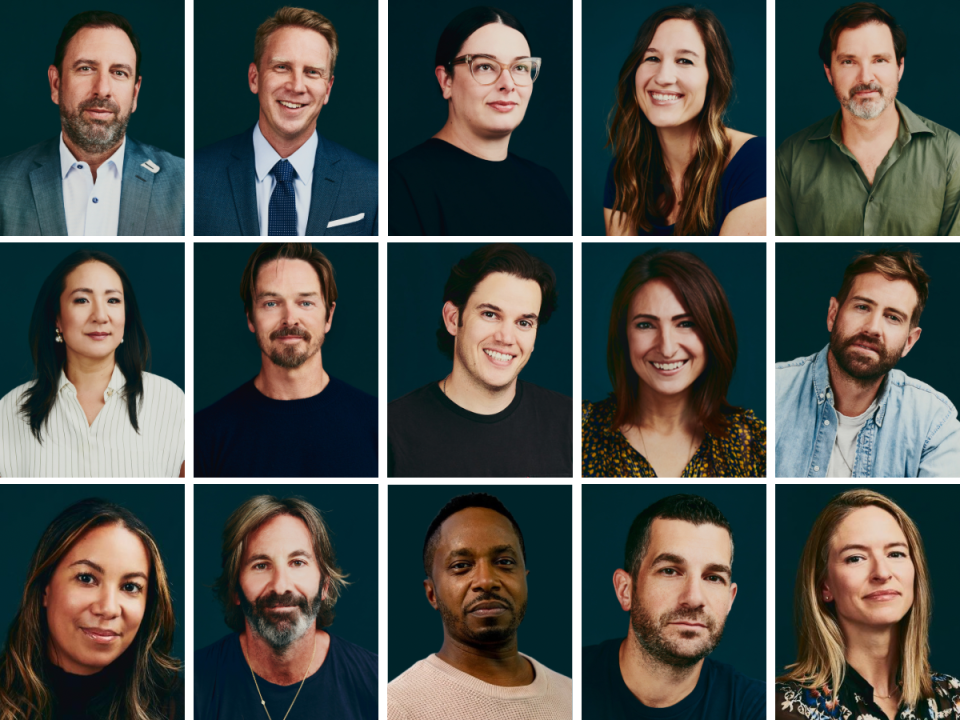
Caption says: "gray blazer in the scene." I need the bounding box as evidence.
[0,136,185,236]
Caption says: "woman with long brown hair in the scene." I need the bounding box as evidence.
[604,6,765,236]
[0,498,181,720]
[582,249,765,477]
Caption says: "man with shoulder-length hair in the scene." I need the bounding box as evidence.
[776,2,960,236]
[0,11,184,235]
[195,7,377,236]
[194,242,377,477]
[582,494,764,719]
[195,495,377,720]
[388,243,572,477]
[776,249,960,476]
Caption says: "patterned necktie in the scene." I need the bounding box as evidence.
[268,158,297,236]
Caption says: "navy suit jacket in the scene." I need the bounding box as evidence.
[0,136,184,236]
[194,127,378,236]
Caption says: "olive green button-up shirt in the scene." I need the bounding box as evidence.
[776,100,960,235]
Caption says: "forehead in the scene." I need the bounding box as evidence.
[243,514,314,559]
[262,25,331,66]
[255,258,322,293]
[466,272,542,314]
[60,523,150,573]
[830,505,906,552]
[629,278,686,316]
[842,272,918,314]
[435,507,520,555]
[63,260,123,290]
[459,23,531,58]
[649,19,706,54]
[63,26,136,66]
[644,517,732,566]
[833,21,896,57]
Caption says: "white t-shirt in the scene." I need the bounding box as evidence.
[826,399,879,477]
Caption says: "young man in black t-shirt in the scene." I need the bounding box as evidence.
[388,243,572,477]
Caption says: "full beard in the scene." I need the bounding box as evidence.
[630,600,724,668]
[436,592,527,645]
[239,589,323,651]
[837,81,896,121]
[829,328,905,384]
[59,92,131,154]
[259,327,323,369]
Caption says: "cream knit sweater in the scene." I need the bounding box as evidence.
[388,652,573,720]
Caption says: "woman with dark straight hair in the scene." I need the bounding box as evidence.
[0,250,184,478]
[604,5,765,236]
[582,250,764,477]
[0,498,182,719]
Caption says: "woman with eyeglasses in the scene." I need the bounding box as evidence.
[604,5,766,236]
[388,5,572,236]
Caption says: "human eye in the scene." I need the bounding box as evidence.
[76,572,96,585]
[679,320,696,328]
[706,574,727,584]
[843,554,865,564]
[677,58,693,65]
[496,557,517,566]
[659,567,679,576]
[73,297,89,304]
[512,62,530,74]
[450,561,471,572]
[642,55,660,63]
[517,319,535,329]
[122,581,144,594]
[634,321,652,329]
[481,311,498,319]
[108,297,122,304]
[887,314,902,324]
[291,559,308,567]
[889,550,908,558]
[252,562,269,571]
[264,301,277,308]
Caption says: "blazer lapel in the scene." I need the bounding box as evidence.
[118,138,155,236]
[28,140,68,236]
[228,129,260,236]
[305,134,343,236]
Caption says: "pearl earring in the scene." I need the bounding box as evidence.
[55,328,63,343]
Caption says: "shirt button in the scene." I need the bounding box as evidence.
[813,465,820,471]
[77,164,83,169]
[824,420,830,426]
[92,198,99,204]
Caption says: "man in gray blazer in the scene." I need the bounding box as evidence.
[0,11,184,236]
[194,7,377,236]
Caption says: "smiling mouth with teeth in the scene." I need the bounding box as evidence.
[279,101,306,109]
[651,360,687,371]
[484,349,515,363]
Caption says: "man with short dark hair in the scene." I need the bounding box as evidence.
[776,249,960,477]
[387,243,572,477]
[195,495,377,719]
[582,495,763,720]
[0,11,184,235]
[776,2,960,235]
[194,243,377,477]
[388,493,572,720]
[194,7,377,236]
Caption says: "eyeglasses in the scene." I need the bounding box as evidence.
[448,54,542,86]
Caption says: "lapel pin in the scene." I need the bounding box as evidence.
[141,159,160,174]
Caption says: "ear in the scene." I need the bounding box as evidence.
[130,75,142,114]
[43,585,50,607]
[897,56,905,82]
[323,75,334,106]
[827,297,839,333]
[442,301,460,338]
[436,65,454,100]
[233,590,240,606]
[612,568,632,612]
[423,577,439,610]
[320,577,330,602]
[49,65,61,106]
[324,301,336,333]
[823,63,834,87]
[728,581,738,612]
[821,581,833,603]
[900,325,921,358]
[249,62,260,95]
[247,312,256,334]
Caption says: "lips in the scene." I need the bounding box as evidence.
[278,100,307,110]
[86,332,110,340]
[488,101,517,112]
[864,589,901,600]
[649,91,684,105]
[82,627,120,643]
[484,348,515,364]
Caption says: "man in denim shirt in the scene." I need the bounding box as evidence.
[776,250,960,477]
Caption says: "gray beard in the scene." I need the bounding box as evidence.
[239,591,322,651]
[837,82,896,121]
[59,92,131,155]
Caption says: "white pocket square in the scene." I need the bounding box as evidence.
[327,213,364,228]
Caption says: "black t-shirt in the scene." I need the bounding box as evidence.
[194,377,377,477]
[46,660,183,720]
[195,633,377,720]
[388,379,572,477]
[582,639,765,720]
[388,138,572,236]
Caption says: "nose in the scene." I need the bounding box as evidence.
[657,325,679,357]
[857,62,876,85]
[91,298,109,323]
[862,309,883,336]
[493,321,516,345]
[653,61,677,87]
[289,69,308,94]
[497,65,518,92]
[677,575,706,608]
[92,585,120,619]
[471,559,501,592]
[270,564,296,595]
[872,556,893,582]
[93,69,112,98]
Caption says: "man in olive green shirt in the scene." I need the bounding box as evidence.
[776,3,960,236]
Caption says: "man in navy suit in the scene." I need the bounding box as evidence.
[195,8,377,236]
[0,11,184,236]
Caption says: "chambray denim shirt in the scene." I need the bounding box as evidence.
[776,345,960,477]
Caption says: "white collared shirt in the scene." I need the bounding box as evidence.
[59,133,125,236]
[0,364,184,478]
[253,122,317,236]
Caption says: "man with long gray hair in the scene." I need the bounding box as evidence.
[195,495,377,719]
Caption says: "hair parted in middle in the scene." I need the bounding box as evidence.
[607,5,734,235]
[240,243,338,320]
[818,2,907,67]
[778,489,932,709]
[436,243,558,360]
[254,6,339,74]
[434,6,531,79]
[607,249,740,438]
[213,496,348,631]
[835,249,929,328]
[623,494,733,578]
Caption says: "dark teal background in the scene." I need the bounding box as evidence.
[1,0,185,159]
[582,242,766,422]
[387,485,572,681]
[582,484,765,681]
[0,484,185,664]
[775,1,960,147]
[0,243,185,396]
[775,242,960,406]
[387,242,572,402]
[388,0,573,202]
[193,242,377,413]
[582,0,767,236]
[776,484,960,676]
[194,0,377,162]
[193,484,378,654]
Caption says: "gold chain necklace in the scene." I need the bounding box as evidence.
[247,636,317,720]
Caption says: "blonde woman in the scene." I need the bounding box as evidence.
[777,490,957,720]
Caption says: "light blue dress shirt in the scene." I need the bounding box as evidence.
[775,345,960,478]
[253,123,317,236]
[59,133,125,236]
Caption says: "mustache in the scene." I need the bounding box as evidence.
[78,97,122,114]
[841,333,883,353]
[849,83,883,99]
[662,607,715,628]
[270,326,311,340]
[255,590,310,611]
[464,592,514,614]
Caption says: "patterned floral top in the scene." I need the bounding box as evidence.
[776,666,960,720]
[581,395,766,478]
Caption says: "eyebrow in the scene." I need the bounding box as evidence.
[849,295,908,319]
[837,542,908,554]
[256,291,321,299]
[476,302,539,321]
[836,52,894,61]
[632,312,692,321]
[645,47,701,58]
[247,549,314,563]
[446,544,517,560]
[270,57,328,70]
[70,288,122,295]
[72,59,134,73]
[68,559,148,581]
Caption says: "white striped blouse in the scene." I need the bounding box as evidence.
[0,364,184,478]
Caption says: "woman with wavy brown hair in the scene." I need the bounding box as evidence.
[604,5,765,236]
[0,499,181,720]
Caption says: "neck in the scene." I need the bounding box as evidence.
[840,102,900,146]
[441,365,517,415]
[63,353,116,392]
[434,119,511,162]
[259,116,315,159]
[843,623,901,697]
[826,350,884,416]
[632,386,697,433]
[255,352,328,400]
[61,129,123,180]
[436,631,533,687]
[240,627,324,686]
[656,123,699,186]
[619,634,703,707]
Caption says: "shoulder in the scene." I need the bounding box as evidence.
[583,395,616,429]
[705,657,764,691]
[582,637,620,669]
[931,672,960,695]
[195,633,237,669]
[776,115,835,170]
[776,352,820,374]
[724,407,767,438]
[387,657,433,695]
[525,654,573,689]
[327,376,377,405]
[0,380,34,411]
[519,381,572,410]
[195,129,249,161]
[508,151,566,187]
[886,369,958,416]
[329,633,378,676]
[141,372,185,399]
[775,679,814,717]
[195,380,256,422]
[389,140,442,171]
[0,138,57,175]
[727,134,765,168]
[902,106,960,162]
[320,134,377,176]
[128,137,184,172]
[388,382,438,414]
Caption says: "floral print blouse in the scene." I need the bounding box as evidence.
[581,395,766,478]
[777,666,960,720]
